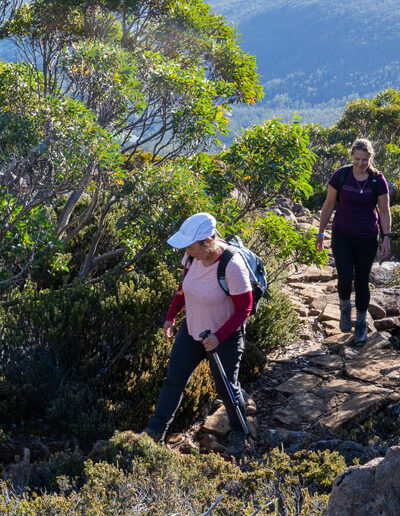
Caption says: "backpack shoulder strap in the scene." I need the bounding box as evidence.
[336,165,351,202]
[371,175,379,205]
[182,255,194,281]
[217,246,239,295]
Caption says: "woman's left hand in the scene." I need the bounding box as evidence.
[201,333,219,352]
[380,237,391,260]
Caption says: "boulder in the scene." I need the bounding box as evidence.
[370,287,400,316]
[202,405,230,436]
[369,262,400,287]
[277,206,298,223]
[327,446,400,516]
[368,302,387,320]
[374,317,400,331]
[202,405,258,438]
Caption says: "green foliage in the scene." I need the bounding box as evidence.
[292,450,346,491]
[342,406,400,450]
[389,204,400,258]
[62,40,145,127]
[5,0,263,156]
[244,289,300,371]
[303,122,350,195]
[221,119,315,212]
[253,212,328,276]
[0,267,216,448]
[336,89,400,181]
[0,433,344,514]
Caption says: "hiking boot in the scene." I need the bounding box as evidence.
[354,322,368,346]
[339,300,352,332]
[141,426,165,444]
[225,430,247,458]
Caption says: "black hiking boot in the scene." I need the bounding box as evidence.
[354,321,368,346]
[339,306,352,332]
[225,430,247,458]
[339,299,352,332]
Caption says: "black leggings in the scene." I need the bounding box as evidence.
[331,228,378,312]
[147,318,246,434]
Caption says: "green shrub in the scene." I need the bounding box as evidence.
[0,433,344,514]
[390,204,400,257]
[0,266,215,449]
[303,184,328,212]
[243,288,300,376]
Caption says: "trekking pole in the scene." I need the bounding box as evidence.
[199,330,255,453]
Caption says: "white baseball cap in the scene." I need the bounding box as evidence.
[167,212,217,248]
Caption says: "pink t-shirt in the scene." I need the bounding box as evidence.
[181,250,251,339]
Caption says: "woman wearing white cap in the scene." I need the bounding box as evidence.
[143,212,253,457]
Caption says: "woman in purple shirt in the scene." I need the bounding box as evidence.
[316,139,391,345]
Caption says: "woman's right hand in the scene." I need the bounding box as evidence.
[163,320,174,339]
[316,234,324,251]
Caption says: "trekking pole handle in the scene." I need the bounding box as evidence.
[199,329,218,355]
[199,329,211,340]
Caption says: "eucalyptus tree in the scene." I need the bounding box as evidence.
[0,0,21,36]
[0,0,263,285]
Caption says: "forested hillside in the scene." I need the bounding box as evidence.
[209,0,400,133]
[2,1,400,134]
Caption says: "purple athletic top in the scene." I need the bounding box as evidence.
[329,166,389,238]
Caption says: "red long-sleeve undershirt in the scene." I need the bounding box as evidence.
[165,259,252,343]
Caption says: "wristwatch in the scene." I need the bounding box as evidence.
[382,233,392,238]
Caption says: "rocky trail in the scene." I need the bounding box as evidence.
[170,207,400,463]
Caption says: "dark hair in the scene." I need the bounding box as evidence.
[198,233,216,246]
[351,138,379,175]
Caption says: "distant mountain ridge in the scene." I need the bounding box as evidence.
[209,0,400,132]
[1,1,400,133]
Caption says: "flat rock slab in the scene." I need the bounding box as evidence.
[318,303,341,322]
[295,286,328,303]
[276,372,322,394]
[288,265,335,283]
[301,366,332,379]
[310,293,339,312]
[320,392,399,435]
[321,378,394,396]
[274,392,328,426]
[310,355,343,370]
[345,350,400,387]
[323,333,354,346]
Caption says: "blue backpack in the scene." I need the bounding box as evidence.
[217,235,267,315]
[184,235,268,315]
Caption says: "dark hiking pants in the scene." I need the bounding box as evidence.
[332,228,379,312]
[147,318,246,434]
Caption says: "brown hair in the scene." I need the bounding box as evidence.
[350,138,379,175]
